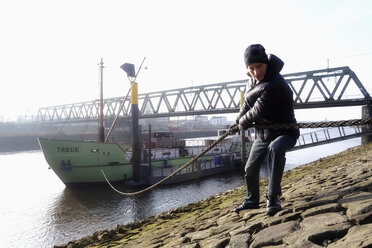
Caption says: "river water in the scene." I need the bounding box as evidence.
[0,138,361,248]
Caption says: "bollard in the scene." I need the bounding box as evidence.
[362,104,372,144]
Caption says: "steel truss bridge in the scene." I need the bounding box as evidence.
[36,66,371,123]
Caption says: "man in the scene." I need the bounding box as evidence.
[234,44,299,216]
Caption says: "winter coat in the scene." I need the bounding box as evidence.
[236,54,300,142]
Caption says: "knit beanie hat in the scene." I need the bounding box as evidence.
[244,44,269,66]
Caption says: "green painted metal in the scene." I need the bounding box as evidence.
[38,138,132,185]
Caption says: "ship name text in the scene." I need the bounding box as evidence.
[57,147,79,152]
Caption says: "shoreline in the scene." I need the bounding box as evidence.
[57,143,372,248]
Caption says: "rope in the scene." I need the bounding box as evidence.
[102,117,372,196]
[229,117,372,133]
[101,128,234,196]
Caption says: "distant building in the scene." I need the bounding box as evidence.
[195,115,208,125]
[210,116,228,126]
[140,117,170,131]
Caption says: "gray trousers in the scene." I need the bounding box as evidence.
[244,135,296,203]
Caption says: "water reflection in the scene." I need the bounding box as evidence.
[50,185,136,243]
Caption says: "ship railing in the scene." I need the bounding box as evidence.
[185,145,229,156]
[141,144,231,162]
[151,154,233,178]
[142,148,181,163]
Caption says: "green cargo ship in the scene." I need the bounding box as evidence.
[38,135,251,186]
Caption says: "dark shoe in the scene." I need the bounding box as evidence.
[234,202,259,213]
[266,195,282,216]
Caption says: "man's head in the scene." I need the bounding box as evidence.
[244,44,268,81]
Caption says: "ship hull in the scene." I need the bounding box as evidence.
[38,137,249,186]
[38,138,132,185]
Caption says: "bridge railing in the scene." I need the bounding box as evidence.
[292,126,366,151]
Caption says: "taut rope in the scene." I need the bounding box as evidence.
[102,117,372,196]
[247,118,372,130]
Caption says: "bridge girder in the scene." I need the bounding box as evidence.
[36,66,371,123]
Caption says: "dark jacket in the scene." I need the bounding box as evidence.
[237,54,300,142]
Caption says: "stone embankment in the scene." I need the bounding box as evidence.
[58,143,372,248]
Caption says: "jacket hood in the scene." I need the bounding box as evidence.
[267,54,284,75]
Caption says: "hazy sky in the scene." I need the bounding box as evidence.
[1,0,371,121]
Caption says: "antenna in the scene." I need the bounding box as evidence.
[98,58,105,142]
[134,57,146,82]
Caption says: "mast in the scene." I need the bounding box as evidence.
[98,58,105,142]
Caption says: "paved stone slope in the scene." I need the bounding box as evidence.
[58,143,372,248]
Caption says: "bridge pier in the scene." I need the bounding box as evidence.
[362,104,372,144]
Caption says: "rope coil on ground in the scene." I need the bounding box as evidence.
[102,117,372,196]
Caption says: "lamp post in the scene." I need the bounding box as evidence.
[120,62,141,182]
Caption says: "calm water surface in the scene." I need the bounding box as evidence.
[0,138,361,248]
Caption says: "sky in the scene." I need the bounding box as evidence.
[0,0,371,122]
